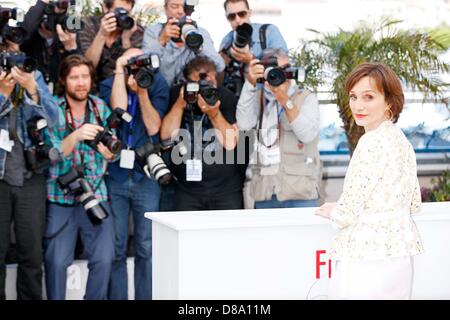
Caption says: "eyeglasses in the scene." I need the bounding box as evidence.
[226,10,248,21]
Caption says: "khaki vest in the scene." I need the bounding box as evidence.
[243,89,322,208]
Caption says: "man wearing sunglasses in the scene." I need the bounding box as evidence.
[219,0,288,96]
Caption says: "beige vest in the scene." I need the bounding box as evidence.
[243,89,322,208]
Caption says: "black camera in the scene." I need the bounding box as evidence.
[125,53,160,88]
[0,6,27,45]
[114,7,134,30]
[26,116,62,173]
[258,56,306,87]
[0,51,37,73]
[85,109,130,155]
[233,23,253,49]
[135,141,172,186]
[43,0,84,33]
[184,74,220,107]
[57,168,108,225]
[223,62,244,97]
[171,16,203,51]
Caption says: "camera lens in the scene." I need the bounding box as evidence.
[181,24,203,51]
[200,87,220,106]
[265,67,286,87]
[147,154,172,186]
[79,191,108,225]
[22,57,37,73]
[233,23,253,48]
[135,68,154,88]
[100,132,122,154]
[3,26,26,45]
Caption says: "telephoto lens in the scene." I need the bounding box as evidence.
[233,23,253,48]
[135,141,172,186]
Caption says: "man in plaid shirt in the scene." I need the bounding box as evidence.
[44,55,116,300]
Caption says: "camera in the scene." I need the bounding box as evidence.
[114,7,134,30]
[258,56,306,87]
[233,23,253,49]
[184,74,220,108]
[0,51,37,73]
[43,0,84,33]
[125,53,160,88]
[57,168,108,225]
[223,62,244,97]
[0,7,27,45]
[85,109,131,155]
[171,16,203,51]
[135,141,172,186]
[25,116,62,173]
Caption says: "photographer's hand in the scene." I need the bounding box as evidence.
[10,67,39,103]
[75,123,104,142]
[99,12,117,38]
[198,94,220,119]
[230,45,253,64]
[97,142,115,161]
[56,25,77,51]
[159,17,180,46]
[0,71,16,99]
[247,59,264,87]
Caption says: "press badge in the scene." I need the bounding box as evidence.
[258,143,281,166]
[120,149,135,169]
[0,129,14,152]
[186,159,202,181]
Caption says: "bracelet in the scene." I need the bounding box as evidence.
[114,71,125,75]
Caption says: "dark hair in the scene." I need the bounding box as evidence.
[345,62,404,123]
[56,54,95,97]
[183,56,217,79]
[223,0,250,11]
[104,0,135,9]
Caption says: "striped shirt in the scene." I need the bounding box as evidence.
[46,95,112,205]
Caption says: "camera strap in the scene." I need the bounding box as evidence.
[256,88,280,149]
[126,92,138,148]
[259,24,271,51]
[64,96,103,171]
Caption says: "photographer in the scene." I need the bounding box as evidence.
[142,0,224,87]
[44,55,115,300]
[0,40,57,300]
[79,0,143,83]
[98,48,169,300]
[21,0,82,92]
[219,0,288,97]
[237,48,321,209]
[160,56,243,211]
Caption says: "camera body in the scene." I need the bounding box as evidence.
[135,141,172,186]
[26,116,61,173]
[43,0,84,33]
[57,167,108,225]
[0,51,37,73]
[184,75,220,109]
[259,56,306,87]
[85,109,132,155]
[0,6,27,45]
[114,7,134,30]
[171,16,203,51]
[125,53,160,88]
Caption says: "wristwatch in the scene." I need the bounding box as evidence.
[284,99,294,110]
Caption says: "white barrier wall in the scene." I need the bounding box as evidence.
[145,202,450,300]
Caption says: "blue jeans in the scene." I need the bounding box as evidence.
[44,201,115,300]
[255,194,319,209]
[106,176,160,300]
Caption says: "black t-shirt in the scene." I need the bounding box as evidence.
[167,85,244,196]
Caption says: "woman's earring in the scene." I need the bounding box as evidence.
[386,107,394,121]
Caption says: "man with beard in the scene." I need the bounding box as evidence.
[43,54,116,300]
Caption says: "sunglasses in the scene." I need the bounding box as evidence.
[226,10,248,21]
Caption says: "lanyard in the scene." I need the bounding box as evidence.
[126,93,138,148]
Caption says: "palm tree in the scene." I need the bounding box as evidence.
[291,19,450,154]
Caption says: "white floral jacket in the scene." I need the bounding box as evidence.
[330,121,424,261]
